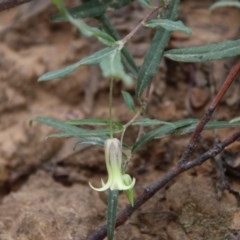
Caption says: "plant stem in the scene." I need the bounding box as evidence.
[120,111,141,149]
[120,6,160,45]
[109,78,114,138]
[179,60,240,164]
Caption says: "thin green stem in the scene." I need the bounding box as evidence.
[120,111,141,150]
[120,6,159,45]
[109,78,114,138]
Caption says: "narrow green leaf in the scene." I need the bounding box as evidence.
[52,0,116,46]
[138,0,153,8]
[132,118,197,152]
[70,18,116,46]
[51,0,61,9]
[132,118,173,126]
[133,118,240,152]
[108,0,132,9]
[74,136,108,148]
[122,91,136,112]
[66,119,123,129]
[144,19,192,35]
[52,0,108,21]
[36,116,121,138]
[47,133,78,138]
[36,116,86,136]
[100,49,133,86]
[136,0,179,98]
[39,47,115,81]
[210,0,240,11]
[172,120,240,136]
[52,0,131,22]
[107,190,119,240]
[164,39,240,62]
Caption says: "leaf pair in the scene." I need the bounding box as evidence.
[36,116,122,147]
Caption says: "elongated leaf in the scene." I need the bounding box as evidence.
[100,48,133,86]
[133,119,240,151]
[52,0,116,46]
[52,0,131,22]
[132,118,173,126]
[36,116,121,138]
[122,91,136,112]
[66,119,123,130]
[69,18,116,46]
[210,1,240,11]
[172,120,240,136]
[107,190,119,240]
[36,116,86,136]
[145,19,192,35]
[110,0,132,9]
[39,47,115,81]
[138,0,153,8]
[136,0,179,98]
[164,39,240,62]
[52,0,108,21]
[74,136,108,148]
[132,118,197,152]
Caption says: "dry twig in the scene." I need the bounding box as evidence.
[0,0,32,11]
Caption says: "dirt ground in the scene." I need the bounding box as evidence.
[0,1,240,239]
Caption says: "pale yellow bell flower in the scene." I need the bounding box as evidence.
[89,138,135,191]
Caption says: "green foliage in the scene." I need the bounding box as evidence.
[138,0,154,9]
[36,116,122,138]
[144,19,192,35]
[39,47,115,81]
[121,91,136,112]
[164,39,240,62]
[37,1,240,239]
[136,0,179,99]
[132,119,240,152]
[66,119,123,129]
[132,118,173,126]
[52,0,132,21]
[100,49,133,86]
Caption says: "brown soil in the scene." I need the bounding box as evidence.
[0,1,240,239]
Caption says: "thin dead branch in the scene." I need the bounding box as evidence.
[0,0,32,11]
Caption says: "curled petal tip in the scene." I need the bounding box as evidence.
[89,181,110,192]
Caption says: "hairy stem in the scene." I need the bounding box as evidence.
[109,78,114,138]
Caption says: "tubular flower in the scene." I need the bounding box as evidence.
[89,138,135,191]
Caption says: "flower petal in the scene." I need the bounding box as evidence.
[89,179,111,192]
